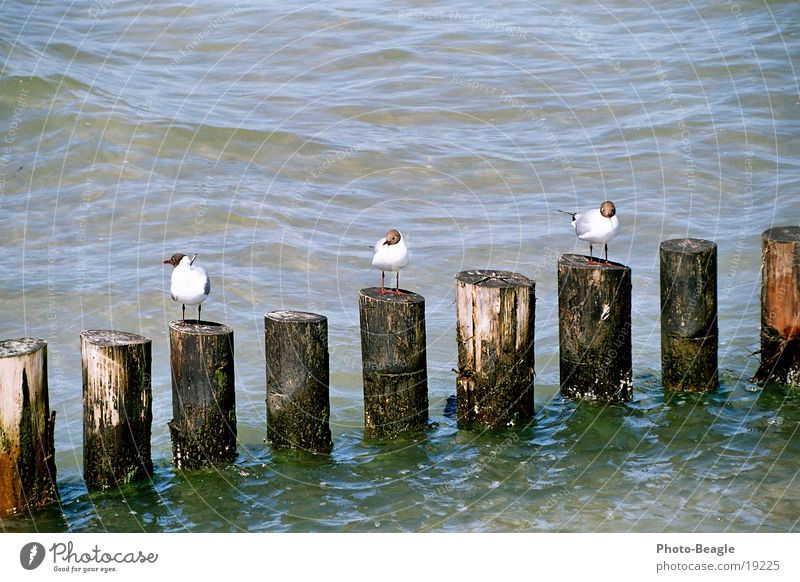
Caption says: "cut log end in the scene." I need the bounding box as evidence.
[455,269,534,289]
[0,338,47,359]
[359,287,425,304]
[266,310,327,324]
[659,238,716,255]
[763,225,800,243]
[80,330,151,347]
[558,253,630,271]
[168,320,233,336]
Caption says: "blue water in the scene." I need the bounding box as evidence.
[1,0,799,532]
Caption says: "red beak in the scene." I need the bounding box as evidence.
[163,259,171,264]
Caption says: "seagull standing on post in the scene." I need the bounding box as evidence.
[372,229,408,295]
[559,201,619,263]
[163,253,210,321]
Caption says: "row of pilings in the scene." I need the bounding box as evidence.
[1,229,798,516]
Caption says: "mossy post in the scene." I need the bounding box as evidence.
[755,226,800,386]
[558,254,632,401]
[455,270,535,428]
[168,320,236,469]
[358,288,428,438]
[660,239,719,392]
[265,311,332,453]
[0,338,58,516]
[81,330,153,490]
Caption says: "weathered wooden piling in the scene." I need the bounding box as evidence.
[755,226,800,386]
[168,320,236,469]
[0,338,58,516]
[455,270,535,428]
[558,254,632,401]
[660,239,719,392]
[81,330,153,490]
[265,311,332,453]
[359,288,428,438]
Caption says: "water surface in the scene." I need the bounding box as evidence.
[1,0,798,532]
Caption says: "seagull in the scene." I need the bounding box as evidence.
[372,229,408,295]
[163,253,210,320]
[559,200,619,263]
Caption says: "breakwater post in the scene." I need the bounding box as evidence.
[660,239,719,392]
[0,338,58,516]
[755,226,800,386]
[265,311,333,453]
[558,254,632,401]
[455,270,535,428]
[358,288,428,438]
[168,320,236,469]
[81,330,153,490]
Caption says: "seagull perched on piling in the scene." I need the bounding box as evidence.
[372,229,408,295]
[163,253,210,320]
[558,201,619,263]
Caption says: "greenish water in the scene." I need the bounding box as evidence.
[1,0,799,532]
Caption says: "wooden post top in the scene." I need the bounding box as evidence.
[455,269,533,288]
[660,238,716,254]
[266,310,326,324]
[558,253,630,271]
[0,338,47,358]
[80,330,151,346]
[359,287,424,304]
[168,320,233,335]
[763,226,800,243]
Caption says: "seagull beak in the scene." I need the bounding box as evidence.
[163,259,171,265]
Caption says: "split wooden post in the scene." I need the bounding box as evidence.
[168,320,236,469]
[755,226,800,386]
[358,288,428,438]
[265,311,333,453]
[558,254,632,402]
[0,338,58,516]
[660,239,719,392]
[455,270,535,428]
[81,330,153,490]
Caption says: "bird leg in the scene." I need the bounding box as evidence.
[587,243,602,266]
[393,271,403,296]
[198,304,201,322]
[379,271,388,294]
[182,304,186,321]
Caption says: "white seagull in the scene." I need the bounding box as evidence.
[372,229,409,295]
[559,200,619,263]
[163,252,210,320]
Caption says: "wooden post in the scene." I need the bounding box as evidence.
[755,226,800,386]
[168,320,236,469]
[0,338,58,516]
[558,254,632,401]
[265,311,332,453]
[660,239,719,392]
[81,330,153,490]
[358,288,428,438]
[455,270,535,428]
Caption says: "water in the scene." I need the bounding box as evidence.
[1,0,799,532]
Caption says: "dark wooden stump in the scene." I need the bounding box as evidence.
[660,239,719,392]
[358,288,428,438]
[265,311,332,453]
[558,254,632,402]
[455,270,535,428]
[81,330,153,490]
[755,226,800,386]
[168,320,236,469]
[0,338,58,516]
